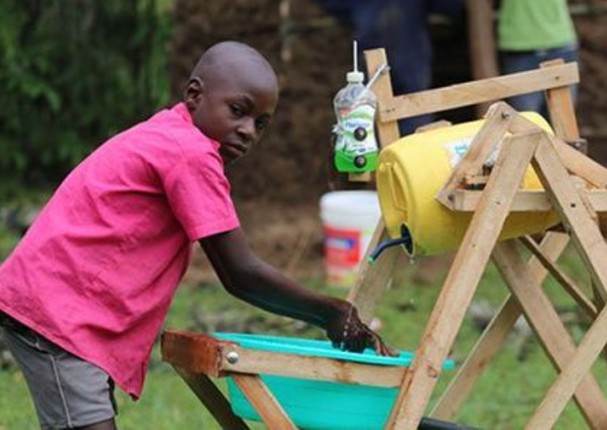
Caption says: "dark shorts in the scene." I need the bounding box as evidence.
[0,312,117,429]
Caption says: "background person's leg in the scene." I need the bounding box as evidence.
[500,50,546,113]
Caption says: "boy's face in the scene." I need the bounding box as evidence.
[185,65,278,165]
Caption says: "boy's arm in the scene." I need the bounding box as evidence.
[198,227,394,355]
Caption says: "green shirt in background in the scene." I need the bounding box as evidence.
[498,0,577,51]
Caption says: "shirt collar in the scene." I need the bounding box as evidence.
[172,102,222,152]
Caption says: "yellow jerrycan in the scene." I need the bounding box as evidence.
[376,112,559,256]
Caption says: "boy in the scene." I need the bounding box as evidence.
[0,41,392,429]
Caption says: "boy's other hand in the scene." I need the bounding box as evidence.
[327,302,398,357]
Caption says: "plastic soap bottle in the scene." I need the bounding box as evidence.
[333,40,379,173]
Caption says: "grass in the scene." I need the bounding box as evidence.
[0,200,605,428]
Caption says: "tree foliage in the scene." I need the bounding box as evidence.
[0,0,171,193]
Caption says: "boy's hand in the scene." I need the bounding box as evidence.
[327,302,398,357]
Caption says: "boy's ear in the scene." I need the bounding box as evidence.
[184,77,204,110]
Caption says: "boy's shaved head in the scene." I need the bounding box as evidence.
[190,41,277,91]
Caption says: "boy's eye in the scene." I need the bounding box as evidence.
[255,118,270,131]
[230,104,245,117]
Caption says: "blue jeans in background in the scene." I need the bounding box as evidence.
[500,44,578,119]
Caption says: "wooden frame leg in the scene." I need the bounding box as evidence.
[493,241,607,428]
[431,232,570,420]
[527,304,607,429]
[533,137,607,301]
[173,366,249,430]
[386,131,541,429]
[232,374,297,430]
[347,218,399,323]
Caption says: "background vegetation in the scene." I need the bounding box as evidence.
[0,0,171,196]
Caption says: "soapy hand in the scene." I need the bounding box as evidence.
[327,302,398,357]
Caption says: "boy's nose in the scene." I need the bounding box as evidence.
[237,117,257,141]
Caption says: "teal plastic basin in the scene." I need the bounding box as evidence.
[214,333,455,430]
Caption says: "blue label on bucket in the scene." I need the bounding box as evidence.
[324,226,360,267]
[326,237,356,250]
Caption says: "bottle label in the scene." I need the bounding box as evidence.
[334,104,377,155]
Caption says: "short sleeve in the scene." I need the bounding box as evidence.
[162,149,239,241]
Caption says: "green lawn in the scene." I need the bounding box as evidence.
[0,242,604,429]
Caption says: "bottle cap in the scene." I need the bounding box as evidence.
[347,71,364,83]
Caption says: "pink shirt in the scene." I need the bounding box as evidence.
[0,103,239,397]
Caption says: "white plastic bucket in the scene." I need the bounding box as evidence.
[320,191,381,288]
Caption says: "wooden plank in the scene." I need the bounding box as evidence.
[552,135,607,188]
[379,63,578,122]
[533,137,607,302]
[542,59,580,140]
[220,344,406,388]
[232,374,297,430]
[465,0,498,117]
[364,48,400,146]
[450,189,607,213]
[161,330,232,376]
[465,0,498,81]
[431,232,569,420]
[520,236,597,317]
[526,304,607,429]
[173,367,249,430]
[493,241,607,428]
[386,131,541,429]
[452,189,551,212]
[508,113,607,188]
[433,294,523,421]
[436,102,513,208]
[347,219,399,323]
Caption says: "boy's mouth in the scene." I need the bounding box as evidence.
[220,142,248,162]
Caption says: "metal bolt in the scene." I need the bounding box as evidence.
[226,351,239,364]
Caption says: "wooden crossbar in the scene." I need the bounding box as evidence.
[379,62,578,122]
[450,189,607,212]
[162,330,408,388]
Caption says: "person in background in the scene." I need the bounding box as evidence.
[497,0,579,117]
[314,0,464,135]
[0,41,393,430]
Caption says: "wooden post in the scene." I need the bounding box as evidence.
[232,374,297,429]
[533,136,607,303]
[387,131,542,428]
[347,218,400,324]
[527,303,607,428]
[173,368,249,430]
[465,0,498,116]
[364,48,400,148]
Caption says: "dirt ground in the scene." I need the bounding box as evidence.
[170,0,607,280]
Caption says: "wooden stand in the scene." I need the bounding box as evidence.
[160,50,607,429]
[346,50,607,429]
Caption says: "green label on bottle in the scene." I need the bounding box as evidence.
[334,104,378,173]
